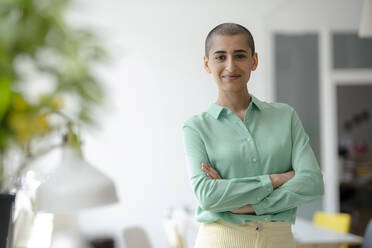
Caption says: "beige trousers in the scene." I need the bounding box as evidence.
[194,219,296,248]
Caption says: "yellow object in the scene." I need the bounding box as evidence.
[313,212,351,248]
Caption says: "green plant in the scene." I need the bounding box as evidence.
[0,0,107,191]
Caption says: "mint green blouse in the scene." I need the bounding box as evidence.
[182,94,324,225]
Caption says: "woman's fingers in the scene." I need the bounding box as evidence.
[201,163,222,179]
[202,163,214,178]
[230,204,255,214]
[284,170,295,182]
[210,168,222,179]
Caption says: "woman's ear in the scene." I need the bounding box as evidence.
[251,52,258,71]
[203,56,211,74]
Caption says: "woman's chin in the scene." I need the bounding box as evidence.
[220,85,247,93]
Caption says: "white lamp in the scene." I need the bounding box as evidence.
[35,145,118,212]
[359,0,372,37]
[34,127,118,248]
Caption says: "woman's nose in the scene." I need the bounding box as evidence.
[225,57,237,71]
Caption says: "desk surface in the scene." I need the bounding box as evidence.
[292,218,364,245]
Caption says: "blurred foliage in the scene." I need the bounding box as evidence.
[0,0,107,191]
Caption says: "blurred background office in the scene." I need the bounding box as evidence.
[0,0,372,247]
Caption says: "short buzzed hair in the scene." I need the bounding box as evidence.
[205,23,255,58]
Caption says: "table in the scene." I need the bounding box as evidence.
[292,218,364,248]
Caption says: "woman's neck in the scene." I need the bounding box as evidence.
[215,90,251,113]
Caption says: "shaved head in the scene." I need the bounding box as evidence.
[205,23,255,58]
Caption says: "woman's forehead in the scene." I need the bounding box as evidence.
[209,34,252,53]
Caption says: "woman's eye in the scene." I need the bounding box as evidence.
[235,54,247,59]
[215,55,225,61]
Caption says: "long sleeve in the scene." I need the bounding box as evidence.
[252,109,324,215]
[182,125,273,213]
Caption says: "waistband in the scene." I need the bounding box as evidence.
[202,219,292,234]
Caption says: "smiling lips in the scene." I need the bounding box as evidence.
[222,74,241,80]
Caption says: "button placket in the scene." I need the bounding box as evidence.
[244,131,262,169]
[241,129,260,168]
[243,109,262,167]
[225,115,261,169]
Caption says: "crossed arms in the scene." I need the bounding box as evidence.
[182,110,324,215]
[201,162,295,214]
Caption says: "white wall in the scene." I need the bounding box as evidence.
[65,0,364,247]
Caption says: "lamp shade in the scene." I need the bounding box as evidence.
[35,146,118,213]
[360,0,372,37]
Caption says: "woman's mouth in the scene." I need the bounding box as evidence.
[222,74,241,80]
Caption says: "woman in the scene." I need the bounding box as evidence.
[182,23,324,248]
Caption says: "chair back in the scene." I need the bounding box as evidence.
[313,211,351,233]
[361,219,372,248]
[313,211,351,248]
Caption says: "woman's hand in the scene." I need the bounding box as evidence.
[201,163,222,179]
[269,170,295,189]
[230,204,255,214]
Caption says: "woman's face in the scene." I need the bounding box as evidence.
[203,34,258,93]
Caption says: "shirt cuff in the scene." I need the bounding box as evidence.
[252,198,266,215]
[260,174,273,196]
[252,175,273,215]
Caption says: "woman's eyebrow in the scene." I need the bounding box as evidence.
[213,49,248,55]
[233,49,248,53]
[213,50,226,54]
